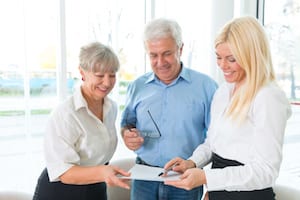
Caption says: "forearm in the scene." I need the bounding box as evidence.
[189,142,212,168]
[60,165,106,185]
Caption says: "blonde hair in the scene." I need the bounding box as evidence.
[215,16,275,122]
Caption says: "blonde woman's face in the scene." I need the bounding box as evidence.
[216,43,246,87]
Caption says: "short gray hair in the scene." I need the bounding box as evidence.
[79,41,120,73]
[143,18,183,48]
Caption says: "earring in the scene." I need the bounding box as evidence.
[82,77,85,81]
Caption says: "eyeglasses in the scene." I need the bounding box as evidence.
[145,110,161,138]
[125,110,161,139]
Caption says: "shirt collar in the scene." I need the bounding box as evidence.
[145,62,191,85]
[73,87,113,117]
[73,87,88,111]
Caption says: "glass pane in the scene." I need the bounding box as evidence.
[264,0,300,102]
[0,0,58,192]
[0,0,223,194]
[65,0,146,111]
[264,0,300,188]
[154,1,212,75]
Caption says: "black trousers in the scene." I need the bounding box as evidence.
[32,168,107,200]
[208,153,275,200]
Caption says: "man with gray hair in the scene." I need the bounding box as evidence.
[121,18,218,200]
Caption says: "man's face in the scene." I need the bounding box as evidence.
[145,37,183,85]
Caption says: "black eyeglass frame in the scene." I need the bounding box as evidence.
[125,110,161,138]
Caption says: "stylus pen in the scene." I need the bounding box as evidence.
[158,162,179,176]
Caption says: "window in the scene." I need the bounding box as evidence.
[264,0,300,186]
[64,0,147,98]
[153,0,213,75]
[264,0,300,103]
[0,0,59,193]
[0,0,214,193]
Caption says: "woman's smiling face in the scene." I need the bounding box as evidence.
[216,42,246,87]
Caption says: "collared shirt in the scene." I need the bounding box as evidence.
[44,87,118,182]
[121,64,218,167]
[189,82,292,191]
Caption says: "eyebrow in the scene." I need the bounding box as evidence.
[149,50,173,56]
[215,52,234,59]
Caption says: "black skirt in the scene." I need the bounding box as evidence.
[208,153,275,200]
[32,168,107,200]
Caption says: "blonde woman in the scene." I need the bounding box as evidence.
[164,16,291,200]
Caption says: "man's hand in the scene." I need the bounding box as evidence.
[122,128,144,150]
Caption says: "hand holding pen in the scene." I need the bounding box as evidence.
[162,157,196,176]
[158,162,179,177]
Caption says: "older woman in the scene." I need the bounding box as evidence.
[33,42,130,200]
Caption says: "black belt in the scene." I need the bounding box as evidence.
[136,157,160,167]
[211,153,244,168]
[209,153,275,200]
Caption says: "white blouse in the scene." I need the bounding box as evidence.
[189,82,292,191]
[44,88,118,182]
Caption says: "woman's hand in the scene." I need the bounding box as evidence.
[164,168,206,191]
[59,164,131,187]
[104,166,131,189]
[163,157,196,174]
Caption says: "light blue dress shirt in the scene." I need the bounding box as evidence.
[121,64,218,167]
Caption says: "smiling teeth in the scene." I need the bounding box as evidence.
[224,72,233,75]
